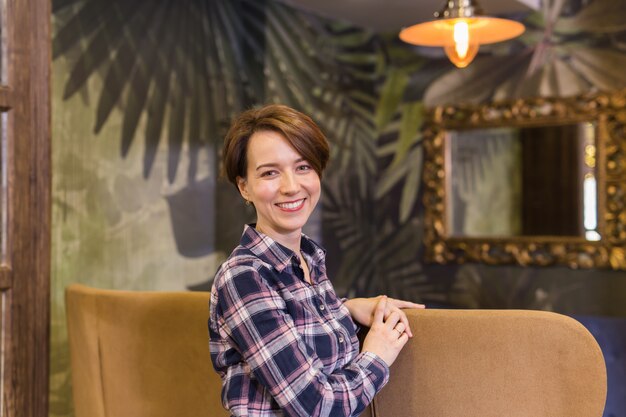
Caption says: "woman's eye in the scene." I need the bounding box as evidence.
[260,170,278,177]
[297,164,312,172]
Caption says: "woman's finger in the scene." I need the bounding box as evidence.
[389,298,425,309]
[384,307,414,337]
[384,310,402,329]
[396,309,413,337]
[383,306,395,321]
[373,296,387,324]
[394,322,406,334]
[397,332,409,345]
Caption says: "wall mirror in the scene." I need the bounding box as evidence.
[422,89,626,269]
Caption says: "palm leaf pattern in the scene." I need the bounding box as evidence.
[52,0,435,300]
[53,0,379,185]
[322,175,433,300]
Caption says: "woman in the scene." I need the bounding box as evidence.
[209,104,424,416]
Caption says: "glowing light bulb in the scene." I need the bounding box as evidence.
[454,21,470,58]
[443,20,479,68]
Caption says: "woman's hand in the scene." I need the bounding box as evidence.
[344,296,424,337]
[361,296,411,367]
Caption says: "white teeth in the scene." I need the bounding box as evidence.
[277,199,304,210]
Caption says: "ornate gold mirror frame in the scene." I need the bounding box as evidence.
[422,89,626,269]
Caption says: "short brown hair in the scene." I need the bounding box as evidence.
[222,104,330,186]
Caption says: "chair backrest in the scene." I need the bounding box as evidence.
[65,284,228,417]
[371,309,607,417]
[66,285,606,417]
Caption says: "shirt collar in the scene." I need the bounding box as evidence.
[240,224,325,273]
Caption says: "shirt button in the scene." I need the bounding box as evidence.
[338,336,345,343]
[319,304,325,311]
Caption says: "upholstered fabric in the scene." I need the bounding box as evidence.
[65,284,228,417]
[66,285,606,417]
[371,309,607,417]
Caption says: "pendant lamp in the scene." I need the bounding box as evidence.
[399,0,525,68]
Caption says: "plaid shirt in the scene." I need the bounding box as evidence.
[209,225,389,417]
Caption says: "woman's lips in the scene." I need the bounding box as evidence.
[276,199,305,212]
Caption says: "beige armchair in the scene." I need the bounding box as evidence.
[66,284,606,417]
[66,284,228,417]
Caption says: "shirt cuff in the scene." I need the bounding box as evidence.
[358,351,390,391]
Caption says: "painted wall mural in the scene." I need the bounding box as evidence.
[51,0,626,416]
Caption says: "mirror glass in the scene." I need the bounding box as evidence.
[446,122,600,241]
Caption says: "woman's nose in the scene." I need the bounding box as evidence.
[280,172,299,194]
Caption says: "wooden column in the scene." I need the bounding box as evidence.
[0,0,51,415]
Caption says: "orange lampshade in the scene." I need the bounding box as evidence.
[399,0,525,68]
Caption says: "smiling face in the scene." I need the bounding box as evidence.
[237,130,321,244]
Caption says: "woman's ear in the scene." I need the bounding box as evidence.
[237,176,249,201]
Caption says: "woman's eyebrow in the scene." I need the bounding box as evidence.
[255,158,305,171]
[255,162,279,171]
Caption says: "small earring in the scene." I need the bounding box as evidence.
[245,199,252,206]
